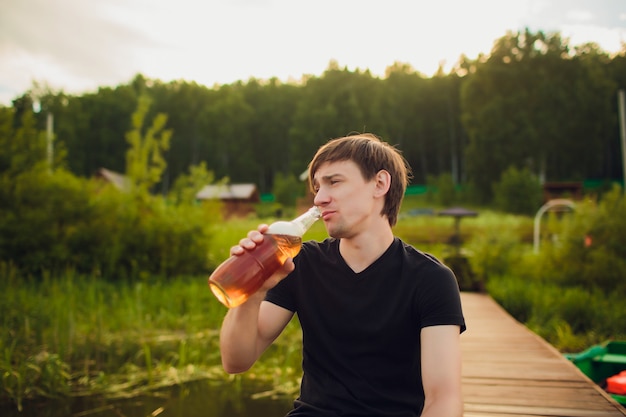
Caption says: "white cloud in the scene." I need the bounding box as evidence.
[566,9,594,22]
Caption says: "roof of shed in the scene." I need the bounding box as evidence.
[196,183,258,200]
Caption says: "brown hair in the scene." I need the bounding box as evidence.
[308,133,412,226]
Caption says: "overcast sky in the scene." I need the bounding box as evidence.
[1,0,625,106]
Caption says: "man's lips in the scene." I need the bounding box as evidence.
[321,210,334,221]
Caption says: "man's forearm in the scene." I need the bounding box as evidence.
[219,292,265,373]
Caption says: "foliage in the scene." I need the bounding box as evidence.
[466,217,524,282]
[1,192,625,407]
[17,29,621,205]
[487,186,626,350]
[488,275,626,351]
[0,168,92,273]
[426,173,458,206]
[460,29,616,202]
[536,186,626,294]
[0,270,226,408]
[125,95,171,193]
[272,172,305,207]
[492,166,543,215]
[0,105,216,279]
[168,161,221,205]
[0,107,47,176]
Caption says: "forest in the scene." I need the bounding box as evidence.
[8,29,626,204]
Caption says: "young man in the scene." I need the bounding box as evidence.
[219,133,466,417]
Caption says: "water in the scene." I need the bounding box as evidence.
[1,380,294,417]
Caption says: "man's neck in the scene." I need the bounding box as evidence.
[338,223,395,273]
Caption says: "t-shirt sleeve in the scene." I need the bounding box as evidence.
[265,269,298,312]
[417,262,466,333]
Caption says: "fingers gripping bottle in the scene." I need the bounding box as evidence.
[208,206,321,308]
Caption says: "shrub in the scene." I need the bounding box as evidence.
[492,166,542,215]
[539,186,626,295]
[426,173,457,206]
[273,172,305,207]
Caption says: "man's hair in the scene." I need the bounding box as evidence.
[308,133,412,227]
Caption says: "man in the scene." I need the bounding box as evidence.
[219,133,466,416]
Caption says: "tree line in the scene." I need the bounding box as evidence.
[9,29,626,204]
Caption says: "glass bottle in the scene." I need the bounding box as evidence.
[208,206,321,308]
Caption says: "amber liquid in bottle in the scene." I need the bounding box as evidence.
[209,233,303,308]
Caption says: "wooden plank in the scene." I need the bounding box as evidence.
[460,292,626,417]
[464,402,622,417]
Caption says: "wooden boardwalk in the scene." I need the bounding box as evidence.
[461,292,626,417]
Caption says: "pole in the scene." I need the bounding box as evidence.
[619,90,626,193]
[46,112,54,174]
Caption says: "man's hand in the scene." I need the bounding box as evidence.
[230,224,295,295]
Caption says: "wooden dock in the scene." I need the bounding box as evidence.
[461,292,626,417]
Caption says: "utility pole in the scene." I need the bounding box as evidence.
[619,90,626,193]
[46,112,54,174]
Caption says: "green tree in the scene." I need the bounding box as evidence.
[149,79,218,193]
[461,29,615,202]
[0,108,47,176]
[492,166,543,215]
[125,96,172,193]
[204,83,256,181]
[427,173,458,206]
[169,161,218,205]
[272,172,304,207]
[290,63,385,174]
[0,108,92,273]
[240,78,300,192]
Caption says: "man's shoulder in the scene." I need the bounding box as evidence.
[395,238,449,271]
[302,237,336,251]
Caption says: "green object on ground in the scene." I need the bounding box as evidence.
[565,340,626,405]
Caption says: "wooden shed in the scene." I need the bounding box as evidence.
[196,183,260,218]
[542,181,583,202]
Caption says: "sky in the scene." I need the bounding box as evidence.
[1,0,625,106]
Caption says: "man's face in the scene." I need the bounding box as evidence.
[312,160,379,239]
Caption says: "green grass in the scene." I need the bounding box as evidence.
[0,263,306,409]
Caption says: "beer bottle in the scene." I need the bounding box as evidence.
[208,206,321,308]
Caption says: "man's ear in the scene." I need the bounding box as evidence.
[374,170,391,197]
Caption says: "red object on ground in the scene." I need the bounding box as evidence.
[606,371,626,395]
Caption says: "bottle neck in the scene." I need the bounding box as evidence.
[292,206,321,234]
[267,206,320,237]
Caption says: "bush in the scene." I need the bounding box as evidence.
[538,186,626,295]
[467,225,522,282]
[273,172,305,207]
[492,166,542,215]
[0,169,92,274]
[426,173,458,206]
[0,169,218,279]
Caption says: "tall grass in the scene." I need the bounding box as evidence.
[0,267,220,408]
[0,260,306,409]
[487,274,626,352]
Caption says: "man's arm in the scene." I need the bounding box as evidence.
[220,296,293,373]
[420,325,464,417]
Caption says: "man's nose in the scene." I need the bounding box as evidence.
[313,188,329,206]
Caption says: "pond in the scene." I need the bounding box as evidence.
[1,379,294,417]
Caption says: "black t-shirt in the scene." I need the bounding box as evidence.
[265,237,466,417]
